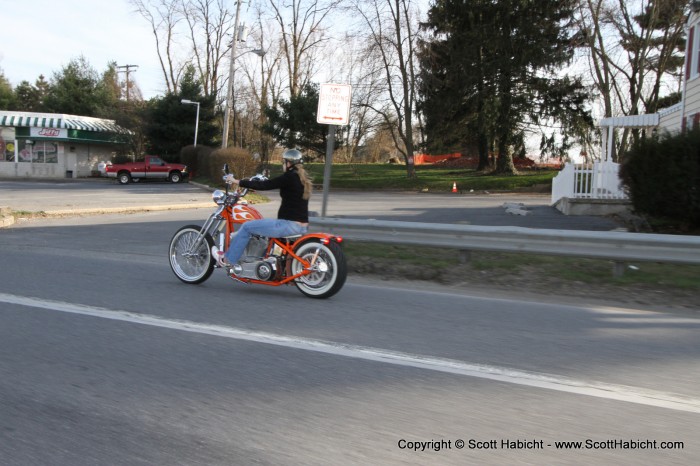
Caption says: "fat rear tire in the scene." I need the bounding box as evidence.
[169,225,215,284]
[291,241,346,299]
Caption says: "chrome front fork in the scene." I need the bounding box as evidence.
[191,212,226,252]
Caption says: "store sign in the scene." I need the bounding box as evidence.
[30,127,67,138]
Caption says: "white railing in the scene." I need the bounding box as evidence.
[551,161,627,205]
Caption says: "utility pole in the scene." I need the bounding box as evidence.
[117,64,139,101]
[222,1,243,148]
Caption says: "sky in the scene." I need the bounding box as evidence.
[0,0,165,99]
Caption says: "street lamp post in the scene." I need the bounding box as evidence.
[222,48,266,149]
[221,2,266,148]
[181,99,200,146]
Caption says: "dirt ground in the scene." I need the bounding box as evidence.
[347,256,699,315]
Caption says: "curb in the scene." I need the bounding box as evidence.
[28,203,214,217]
[0,207,14,228]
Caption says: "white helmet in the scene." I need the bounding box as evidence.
[282,148,303,165]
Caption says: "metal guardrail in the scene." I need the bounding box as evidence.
[310,217,700,266]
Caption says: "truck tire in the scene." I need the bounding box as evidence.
[118,171,131,184]
[169,171,182,183]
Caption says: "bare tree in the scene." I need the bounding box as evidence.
[264,0,340,97]
[574,0,687,159]
[354,0,422,178]
[180,0,236,97]
[234,10,285,163]
[130,0,185,94]
[131,0,242,101]
[322,32,386,162]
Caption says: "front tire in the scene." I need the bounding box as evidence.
[291,241,346,298]
[169,171,182,183]
[169,225,215,284]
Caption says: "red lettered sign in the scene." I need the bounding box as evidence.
[317,83,352,125]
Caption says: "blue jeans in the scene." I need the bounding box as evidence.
[224,219,308,264]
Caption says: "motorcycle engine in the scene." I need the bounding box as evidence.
[232,257,280,281]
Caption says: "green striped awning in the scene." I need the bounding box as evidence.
[0,111,131,134]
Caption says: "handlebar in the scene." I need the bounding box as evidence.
[221,164,268,198]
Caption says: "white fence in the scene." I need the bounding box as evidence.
[551,161,627,205]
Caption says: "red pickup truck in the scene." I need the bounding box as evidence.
[104,155,189,184]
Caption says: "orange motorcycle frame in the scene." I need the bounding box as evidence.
[219,201,340,287]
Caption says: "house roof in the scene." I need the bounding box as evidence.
[0,111,132,134]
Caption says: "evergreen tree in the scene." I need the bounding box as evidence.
[96,62,122,118]
[420,0,591,174]
[14,80,42,111]
[632,0,687,114]
[143,65,217,158]
[418,0,496,170]
[43,56,108,116]
[0,71,17,110]
[13,75,58,112]
[34,75,50,110]
[263,83,341,157]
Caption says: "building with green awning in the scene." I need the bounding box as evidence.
[0,110,132,179]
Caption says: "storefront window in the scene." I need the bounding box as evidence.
[0,128,16,162]
[17,140,58,163]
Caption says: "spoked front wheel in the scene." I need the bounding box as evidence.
[169,225,215,284]
[291,241,347,298]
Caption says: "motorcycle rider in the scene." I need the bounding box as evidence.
[212,148,312,267]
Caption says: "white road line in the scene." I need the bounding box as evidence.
[2,292,700,414]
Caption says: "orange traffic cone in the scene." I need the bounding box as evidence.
[452,182,458,193]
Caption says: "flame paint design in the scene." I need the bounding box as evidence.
[233,206,256,221]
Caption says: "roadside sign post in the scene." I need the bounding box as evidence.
[317,83,352,217]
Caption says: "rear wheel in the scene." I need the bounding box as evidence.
[169,225,215,284]
[291,241,346,298]
[118,171,131,184]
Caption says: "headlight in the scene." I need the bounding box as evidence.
[212,190,226,204]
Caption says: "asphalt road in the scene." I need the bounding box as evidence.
[0,178,621,231]
[0,204,698,464]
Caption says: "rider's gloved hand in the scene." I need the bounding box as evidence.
[223,174,238,185]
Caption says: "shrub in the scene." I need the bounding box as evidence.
[180,145,213,179]
[205,147,260,183]
[619,129,700,230]
[112,154,132,164]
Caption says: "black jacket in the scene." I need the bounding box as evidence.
[239,169,309,222]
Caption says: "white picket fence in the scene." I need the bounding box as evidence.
[551,161,627,205]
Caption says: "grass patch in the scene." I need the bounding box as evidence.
[342,242,700,292]
[10,210,48,218]
[192,176,270,204]
[303,163,556,192]
[200,162,557,193]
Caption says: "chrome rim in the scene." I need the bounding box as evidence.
[292,243,337,295]
[170,229,210,281]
